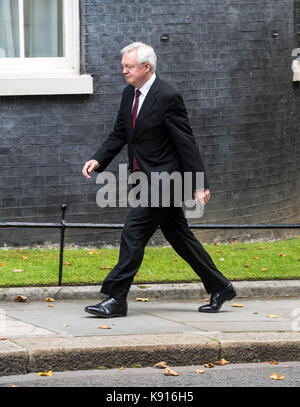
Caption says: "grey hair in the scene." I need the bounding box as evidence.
[121,42,157,72]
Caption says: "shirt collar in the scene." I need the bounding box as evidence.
[136,73,156,96]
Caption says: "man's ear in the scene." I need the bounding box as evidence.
[144,62,151,73]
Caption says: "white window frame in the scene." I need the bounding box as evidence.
[0,0,93,95]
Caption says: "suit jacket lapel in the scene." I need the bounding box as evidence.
[133,76,160,139]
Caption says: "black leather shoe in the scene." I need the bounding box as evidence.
[84,297,127,318]
[198,283,236,313]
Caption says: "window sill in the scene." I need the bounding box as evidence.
[0,74,93,96]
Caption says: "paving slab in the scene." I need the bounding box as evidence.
[0,287,299,377]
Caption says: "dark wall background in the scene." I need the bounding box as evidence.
[1,0,300,247]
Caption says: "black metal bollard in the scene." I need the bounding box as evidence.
[58,204,67,286]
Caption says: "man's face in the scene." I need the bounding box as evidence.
[121,49,151,89]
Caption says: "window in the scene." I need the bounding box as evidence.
[0,0,93,95]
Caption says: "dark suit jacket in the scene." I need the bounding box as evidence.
[91,76,209,203]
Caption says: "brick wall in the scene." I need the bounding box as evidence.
[1,0,300,247]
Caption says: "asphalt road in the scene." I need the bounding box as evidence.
[0,361,299,388]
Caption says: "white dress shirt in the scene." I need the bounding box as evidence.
[133,73,156,116]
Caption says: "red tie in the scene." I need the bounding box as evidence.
[132,89,141,171]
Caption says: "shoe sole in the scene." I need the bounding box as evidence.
[84,308,127,318]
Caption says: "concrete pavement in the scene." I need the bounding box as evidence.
[0,280,299,377]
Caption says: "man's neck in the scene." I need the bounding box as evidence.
[136,72,154,90]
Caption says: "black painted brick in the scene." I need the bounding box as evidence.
[0,0,300,247]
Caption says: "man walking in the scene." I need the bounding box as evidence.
[82,42,236,318]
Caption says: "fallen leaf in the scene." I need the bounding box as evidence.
[0,263,6,266]
[154,361,169,369]
[285,295,291,298]
[269,360,279,365]
[268,296,273,299]
[45,297,55,302]
[48,304,54,308]
[253,256,260,260]
[219,258,224,261]
[253,312,259,315]
[267,314,279,318]
[204,363,214,368]
[63,261,72,266]
[12,269,22,273]
[14,295,27,302]
[204,297,210,302]
[195,369,204,374]
[173,258,178,262]
[232,302,244,307]
[215,358,230,365]
[89,250,97,255]
[257,246,267,250]
[38,370,53,377]
[100,266,112,270]
[216,249,222,253]
[22,256,28,260]
[231,238,238,244]
[278,253,286,257]
[62,323,69,327]
[244,263,250,268]
[0,338,7,340]
[270,373,284,380]
[119,366,125,370]
[164,367,179,376]
[135,297,149,302]
[213,242,218,246]
[9,385,17,387]
[261,268,268,271]
[97,325,111,329]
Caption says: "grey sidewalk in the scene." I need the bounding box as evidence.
[0,280,300,377]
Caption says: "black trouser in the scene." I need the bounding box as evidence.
[100,206,230,302]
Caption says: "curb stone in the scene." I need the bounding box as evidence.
[0,280,299,302]
[1,332,300,376]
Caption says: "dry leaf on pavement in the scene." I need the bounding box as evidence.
[204,363,214,368]
[38,370,53,376]
[269,360,279,365]
[267,314,279,318]
[97,325,111,329]
[232,302,244,307]
[215,358,230,366]
[14,295,27,302]
[195,369,204,374]
[154,361,168,369]
[164,367,179,376]
[270,373,284,380]
[45,297,55,302]
[135,297,149,302]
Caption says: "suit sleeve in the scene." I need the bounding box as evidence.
[91,97,127,173]
[164,93,209,190]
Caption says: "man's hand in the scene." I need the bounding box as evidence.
[82,159,99,179]
[193,189,211,206]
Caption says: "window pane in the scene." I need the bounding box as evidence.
[24,0,64,57]
[0,0,20,58]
